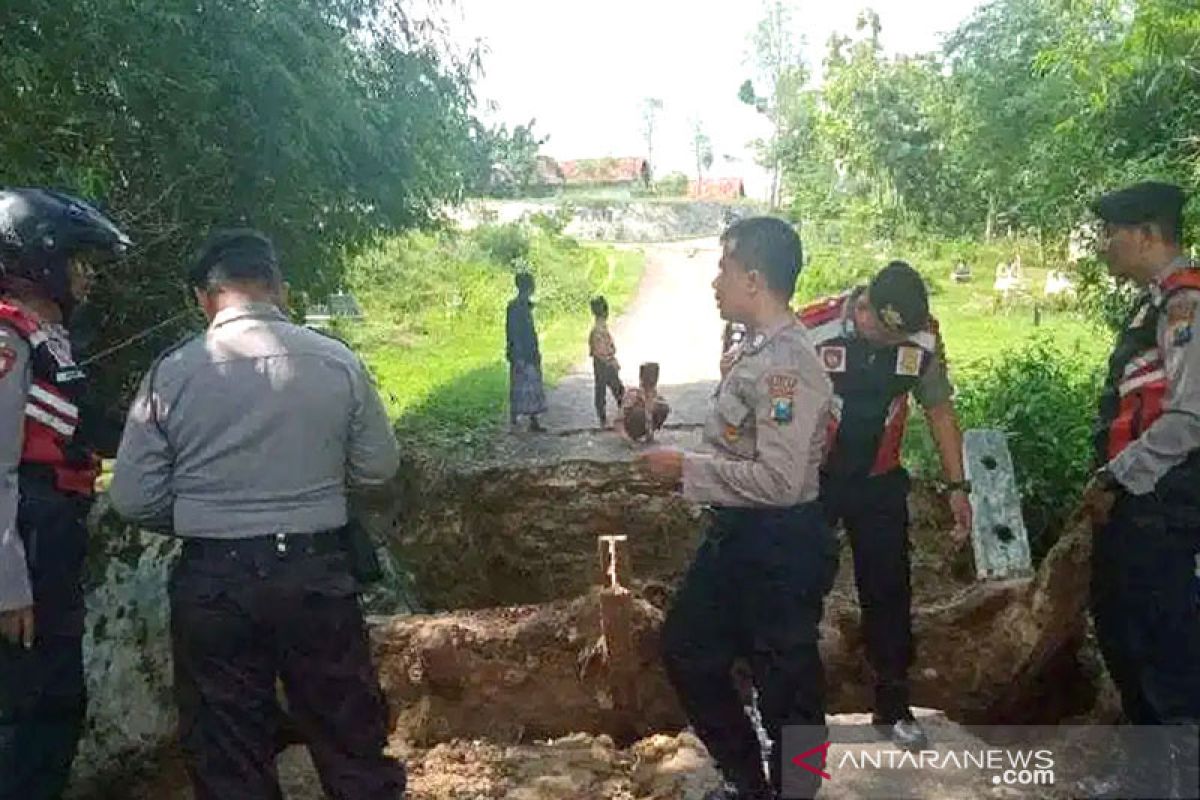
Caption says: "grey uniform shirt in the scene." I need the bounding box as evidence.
[682,317,832,507]
[1108,258,1200,495]
[110,303,400,538]
[0,324,31,612]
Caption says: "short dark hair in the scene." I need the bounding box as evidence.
[590,296,609,317]
[189,229,282,290]
[1092,181,1187,245]
[720,216,803,296]
[515,272,535,294]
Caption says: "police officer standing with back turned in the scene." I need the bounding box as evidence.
[0,188,131,800]
[1082,182,1200,795]
[639,217,837,800]
[109,230,405,800]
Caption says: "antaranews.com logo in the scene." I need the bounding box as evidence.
[782,723,1199,800]
[790,741,1055,787]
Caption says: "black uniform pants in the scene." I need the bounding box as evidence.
[168,534,405,800]
[0,488,90,800]
[593,358,624,421]
[1091,492,1200,726]
[661,503,837,797]
[821,469,913,720]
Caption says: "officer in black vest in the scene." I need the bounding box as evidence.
[1083,182,1200,795]
[0,188,131,799]
[798,261,972,750]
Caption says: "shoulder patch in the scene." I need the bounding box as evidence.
[1167,294,1197,347]
[766,372,798,424]
[820,345,846,373]
[896,345,924,376]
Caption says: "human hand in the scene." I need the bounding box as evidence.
[1080,477,1117,529]
[949,489,972,544]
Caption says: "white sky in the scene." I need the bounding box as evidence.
[447,0,985,200]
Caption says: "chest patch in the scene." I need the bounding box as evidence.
[820,345,846,373]
[896,346,923,377]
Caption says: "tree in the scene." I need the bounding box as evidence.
[741,0,807,208]
[469,120,550,197]
[641,98,664,178]
[0,0,481,406]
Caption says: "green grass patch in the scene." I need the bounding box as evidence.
[332,224,643,456]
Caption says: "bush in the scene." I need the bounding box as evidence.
[653,172,690,197]
[474,223,533,266]
[906,337,1104,560]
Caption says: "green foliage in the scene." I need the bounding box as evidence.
[0,0,480,407]
[908,338,1104,560]
[340,224,643,455]
[474,223,533,266]
[469,120,551,198]
[773,0,1200,318]
[632,172,689,198]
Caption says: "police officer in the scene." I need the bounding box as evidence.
[0,188,131,799]
[640,217,837,800]
[797,261,971,751]
[1083,182,1200,792]
[109,230,405,799]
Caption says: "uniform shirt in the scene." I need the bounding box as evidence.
[0,323,32,612]
[110,303,400,538]
[682,316,832,507]
[1107,257,1200,495]
[589,321,618,364]
[817,287,954,410]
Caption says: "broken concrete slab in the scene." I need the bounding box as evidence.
[963,429,1033,581]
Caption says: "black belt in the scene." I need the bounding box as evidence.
[180,528,347,559]
[703,502,822,535]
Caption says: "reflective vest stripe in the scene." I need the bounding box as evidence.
[28,383,78,420]
[1123,350,1160,376]
[1119,369,1167,396]
[909,331,937,351]
[807,319,844,345]
[25,403,75,436]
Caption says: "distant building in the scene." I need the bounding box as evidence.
[557,157,652,190]
[688,177,746,201]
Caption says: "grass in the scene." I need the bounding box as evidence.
[333,224,644,455]
[931,272,1112,375]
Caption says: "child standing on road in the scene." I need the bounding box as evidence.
[589,296,624,427]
